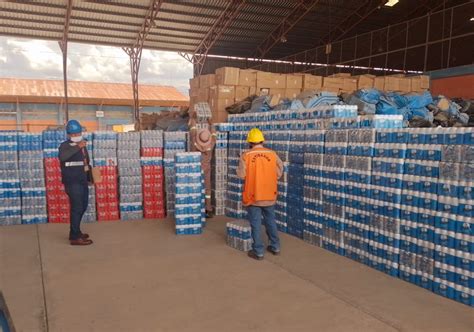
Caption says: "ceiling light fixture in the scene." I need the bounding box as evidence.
[470,17,474,21]
[385,0,399,7]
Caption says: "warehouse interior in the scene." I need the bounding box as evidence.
[0,0,473,331]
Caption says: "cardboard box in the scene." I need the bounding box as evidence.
[249,86,257,95]
[209,85,235,100]
[239,70,257,87]
[211,110,228,123]
[189,89,199,97]
[215,67,240,86]
[410,75,430,91]
[398,77,411,93]
[235,86,250,101]
[374,77,385,90]
[302,74,323,90]
[197,88,209,102]
[286,75,303,89]
[343,78,358,92]
[189,77,199,89]
[199,74,215,89]
[384,76,400,91]
[285,89,301,99]
[256,87,270,96]
[210,97,234,112]
[323,77,345,89]
[256,72,286,88]
[355,75,375,89]
[270,88,285,102]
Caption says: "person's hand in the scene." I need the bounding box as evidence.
[77,141,87,149]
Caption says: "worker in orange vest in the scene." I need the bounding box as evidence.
[237,128,284,260]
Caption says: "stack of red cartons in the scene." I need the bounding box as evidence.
[44,158,70,223]
[141,147,165,219]
[95,166,119,221]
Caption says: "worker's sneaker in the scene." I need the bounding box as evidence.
[267,246,280,256]
[70,238,93,246]
[247,250,264,260]
[69,233,90,241]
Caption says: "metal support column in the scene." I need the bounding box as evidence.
[123,0,164,126]
[16,98,21,131]
[58,0,72,124]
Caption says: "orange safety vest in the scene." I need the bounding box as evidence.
[242,147,278,206]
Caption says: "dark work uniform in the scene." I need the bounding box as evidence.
[58,140,92,240]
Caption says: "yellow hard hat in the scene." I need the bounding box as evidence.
[247,128,265,143]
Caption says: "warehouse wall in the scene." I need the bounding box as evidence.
[429,65,474,99]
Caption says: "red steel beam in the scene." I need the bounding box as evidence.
[180,0,247,76]
[123,0,165,124]
[254,0,322,59]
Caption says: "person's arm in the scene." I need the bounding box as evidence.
[236,153,246,179]
[276,155,284,179]
[58,142,82,162]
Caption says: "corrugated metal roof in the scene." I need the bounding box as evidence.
[0,0,468,60]
[0,78,189,106]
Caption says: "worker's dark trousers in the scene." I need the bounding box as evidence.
[65,183,89,240]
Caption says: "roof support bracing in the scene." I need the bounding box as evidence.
[58,0,73,123]
[179,0,247,76]
[319,0,388,45]
[254,0,322,60]
[123,0,164,125]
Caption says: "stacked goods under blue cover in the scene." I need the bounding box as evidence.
[117,132,143,220]
[226,219,252,251]
[0,131,21,226]
[18,133,47,224]
[164,132,187,216]
[225,131,247,219]
[174,152,203,235]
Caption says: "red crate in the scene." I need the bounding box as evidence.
[95,166,119,222]
[44,157,70,223]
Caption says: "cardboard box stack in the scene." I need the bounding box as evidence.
[189,67,430,122]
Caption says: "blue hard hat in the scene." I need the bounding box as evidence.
[66,120,82,134]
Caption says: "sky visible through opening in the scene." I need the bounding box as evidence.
[0,36,193,96]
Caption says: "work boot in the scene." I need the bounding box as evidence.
[205,210,214,219]
[267,246,281,256]
[247,250,264,260]
[69,233,90,240]
[70,238,93,246]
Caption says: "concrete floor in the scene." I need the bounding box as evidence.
[0,217,472,332]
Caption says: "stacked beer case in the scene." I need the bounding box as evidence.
[81,132,96,223]
[18,133,47,224]
[93,131,119,221]
[226,131,247,219]
[212,130,228,216]
[163,132,187,216]
[117,132,143,220]
[0,131,21,226]
[141,130,165,219]
[226,219,252,251]
[43,130,70,223]
[174,152,203,235]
